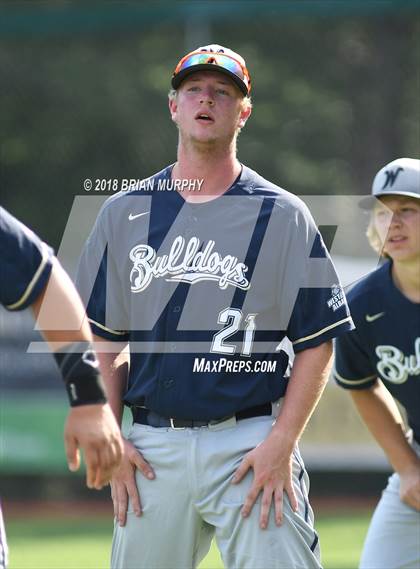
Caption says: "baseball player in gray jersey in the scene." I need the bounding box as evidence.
[77,44,353,569]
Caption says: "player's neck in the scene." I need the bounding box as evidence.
[391,259,420,303]
[173,140,241,203]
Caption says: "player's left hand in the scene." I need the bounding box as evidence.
[64,402,124,490]
[232,434,298,529]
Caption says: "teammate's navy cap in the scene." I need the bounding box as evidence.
[171,44,251,96]
[360,158,420,209]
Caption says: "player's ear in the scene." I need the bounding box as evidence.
[168,94,178,124]
[238,102,252,129]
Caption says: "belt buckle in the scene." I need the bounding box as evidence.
[169,418,186,430]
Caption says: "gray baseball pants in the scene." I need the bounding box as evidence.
[111,408,321,569]
[360,438,420,569]
[0,502,7,569]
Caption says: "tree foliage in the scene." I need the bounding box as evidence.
[1,7,418,248]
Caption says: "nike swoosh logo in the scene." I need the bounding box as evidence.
[128,211,149,221]
[365,312,385,323]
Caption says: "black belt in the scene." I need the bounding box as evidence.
[131,402,273,429]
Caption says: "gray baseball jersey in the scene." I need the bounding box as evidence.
[77,164,353,569]
[78,165,353,419]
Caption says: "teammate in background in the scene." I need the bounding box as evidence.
[0,206,124,569]
[334,158,420,569]
[77,45,353,569]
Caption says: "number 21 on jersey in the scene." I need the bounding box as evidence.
[211,307,257,357]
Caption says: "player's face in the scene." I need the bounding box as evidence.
[169,71,251,147]
[373,196,420,263]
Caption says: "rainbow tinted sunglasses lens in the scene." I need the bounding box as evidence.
[174,52,251,93]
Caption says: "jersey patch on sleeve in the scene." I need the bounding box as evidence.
[326,284,346,312]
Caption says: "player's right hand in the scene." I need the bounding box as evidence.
[399,461,420,511]
[110,438,155,526]
[64,402,124,490]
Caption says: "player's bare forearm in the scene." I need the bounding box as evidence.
[350,383,419,476]
[351,383,420,509]
[31,258,93,349]
[93,335,129,425]
[30,262,124,488]
[269,340,333,450]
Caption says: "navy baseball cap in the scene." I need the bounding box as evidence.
[360,158,420,209]
[171,44,251,96]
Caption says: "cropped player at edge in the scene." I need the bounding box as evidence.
[0,206,124,569]
[77,45,354,569]
[334,158,420,569]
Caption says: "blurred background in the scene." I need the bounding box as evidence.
[0,1,419,567]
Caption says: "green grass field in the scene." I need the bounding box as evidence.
[5,510,369,569]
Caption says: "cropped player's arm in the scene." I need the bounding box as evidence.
[351,381,420,510]
[234,341,332,529]
[31,258,123,490]
[94,336,155,526]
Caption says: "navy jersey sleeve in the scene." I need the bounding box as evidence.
[282,201,354,353]
[0,207,54,311]
[76,201,129,342]
[333,327,377,390]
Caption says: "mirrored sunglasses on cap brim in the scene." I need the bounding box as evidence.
[173,52,251,93]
